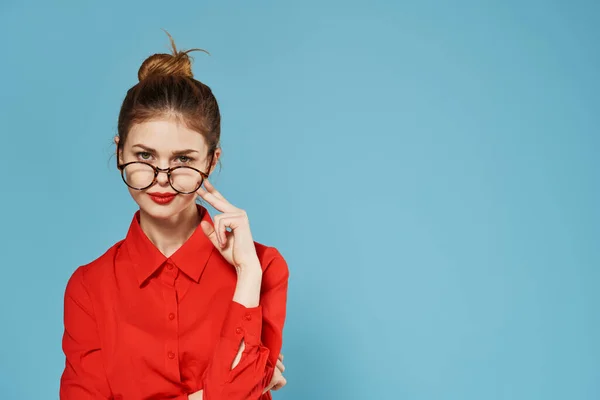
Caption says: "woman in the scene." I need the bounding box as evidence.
[60,32,289,400]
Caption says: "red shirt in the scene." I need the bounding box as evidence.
[60,205,289,400]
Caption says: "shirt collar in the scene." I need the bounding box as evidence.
[124,204,216,286]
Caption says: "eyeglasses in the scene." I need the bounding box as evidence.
[117,161,209,194]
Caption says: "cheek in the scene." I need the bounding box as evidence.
[127,188,154,210]
[127,187,144,202]
[178,192,198,206]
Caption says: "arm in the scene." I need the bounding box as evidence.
[60,267,112,399]
[188,248,289,400]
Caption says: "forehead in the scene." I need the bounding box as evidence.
[126,118,207,152]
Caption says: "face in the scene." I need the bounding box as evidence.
[116,118,219,221]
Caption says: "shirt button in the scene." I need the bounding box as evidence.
[244,313,252,321]
[166,264,174,270]
[235,327,243,335]
[168,351,176,359]
[168,313,175,320]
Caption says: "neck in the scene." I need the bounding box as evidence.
[139,203,201,258]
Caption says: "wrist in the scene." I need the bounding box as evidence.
[235,257,262,276]
[233,266,262,307]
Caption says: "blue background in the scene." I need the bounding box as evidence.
[0,1,598,399]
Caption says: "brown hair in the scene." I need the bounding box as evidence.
[117,30,221,173]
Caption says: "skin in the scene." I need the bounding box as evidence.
[115,117,286,399]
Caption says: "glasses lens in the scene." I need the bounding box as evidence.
[170,167,203,194]
[123,163,155,189]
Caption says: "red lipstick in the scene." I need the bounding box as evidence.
[148,192,177,205]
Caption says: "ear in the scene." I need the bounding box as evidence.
[114,136,122,165]
[208,148,222,175]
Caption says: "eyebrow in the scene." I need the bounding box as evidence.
[131,144,200,155]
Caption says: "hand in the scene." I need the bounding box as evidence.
[263,353,287,394]
[197,179,260,271]
[188,390,203,400]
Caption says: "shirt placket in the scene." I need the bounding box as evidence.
[160,260,181,382]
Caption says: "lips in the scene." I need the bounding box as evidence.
[148,192,177,205]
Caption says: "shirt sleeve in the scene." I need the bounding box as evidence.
[60,266,112,399]
[200,247,289,400]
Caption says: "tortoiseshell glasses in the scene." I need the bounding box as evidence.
[117,161,209,194]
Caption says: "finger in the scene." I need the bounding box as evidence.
[262,382,275,394]
[272,377,287,391]
[262,366,282,394]
[276,359,285,373]
[216,216,244,248]
[278,353,284,362]
[200,220,220,249]
[196,186,236,213]
[203,178,226,200]
[200,179,230,207]
[214,216,225,248]
[263,377,285,394]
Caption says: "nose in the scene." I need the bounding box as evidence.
[155,166,170,187]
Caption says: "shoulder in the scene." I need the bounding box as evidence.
[64,240,125,299]
[253,241,290,285]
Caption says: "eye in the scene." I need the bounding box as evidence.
[176,155,192,163]
[136,151,152,161]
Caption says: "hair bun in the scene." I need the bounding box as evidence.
[137,29,209,82]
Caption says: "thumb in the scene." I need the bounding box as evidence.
[262,383,273,395]
[200,220,220,248]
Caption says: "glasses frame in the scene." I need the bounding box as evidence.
[117,161,210,194]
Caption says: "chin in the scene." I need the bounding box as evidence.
[142,204,181,220]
